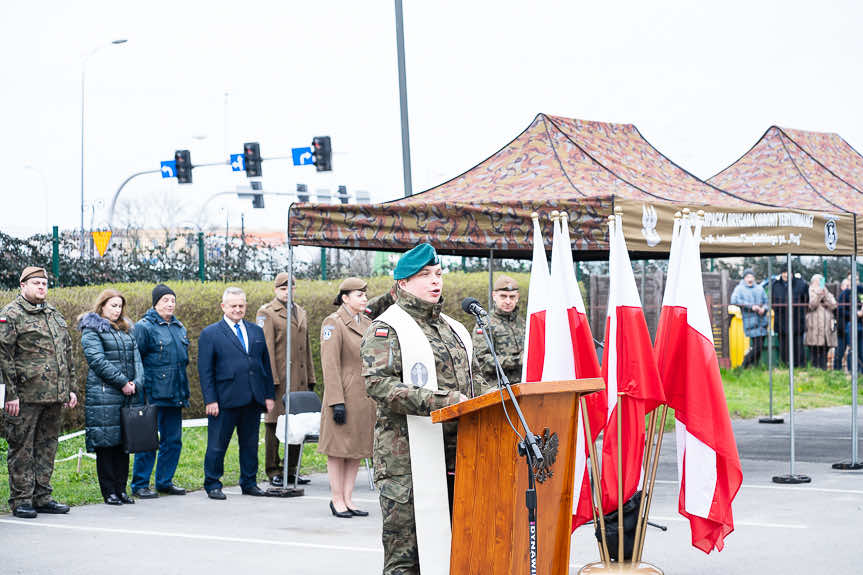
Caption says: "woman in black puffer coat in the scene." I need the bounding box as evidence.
[78,289,144,506]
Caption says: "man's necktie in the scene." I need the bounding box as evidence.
[234,322,246,352]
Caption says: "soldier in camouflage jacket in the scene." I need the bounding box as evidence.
[362,244,491,574]
[471,274,525,385]
[364,282,397,320]
[0,267,76,517]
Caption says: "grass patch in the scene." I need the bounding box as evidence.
[0,427,328,513]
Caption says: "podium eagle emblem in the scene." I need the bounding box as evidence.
[532,428,559,484]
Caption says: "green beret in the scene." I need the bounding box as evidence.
[394,243,440,280]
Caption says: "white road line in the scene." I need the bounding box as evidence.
[654,479,863,495]
[0,519,383,553]
[649,515,806,530]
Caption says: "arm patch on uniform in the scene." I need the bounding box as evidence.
[475,328,483,334]
[322,325,335,340]
[256,315,266,327]
[0,317,6,323]
[374,327,389,337]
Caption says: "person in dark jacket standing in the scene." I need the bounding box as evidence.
[130,284,190,499]
[772,270,809,366]
[731,269,769,368]
[0,266,77,519]
[78,289,145,506]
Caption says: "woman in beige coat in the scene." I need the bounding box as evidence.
[319,277,374,518]
[805,274,837,369]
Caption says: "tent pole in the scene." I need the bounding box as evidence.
[760,257,783,424]
[773,253,810,484]
[488,249,494,311]
[834,239,862,469]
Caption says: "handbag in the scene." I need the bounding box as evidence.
[120,396,159,454]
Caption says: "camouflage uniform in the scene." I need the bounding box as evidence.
[365,289,396,320]
[0,294,76,510]
[471,304,525,385]
[362,287,491,574]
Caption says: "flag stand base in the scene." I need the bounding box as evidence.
[579,561,663,574]
[265,487,305,497]
[771,474,811,484]
[831,461,863,470]
[758,416,784,424]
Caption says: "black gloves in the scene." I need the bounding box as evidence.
[332,403,346,425]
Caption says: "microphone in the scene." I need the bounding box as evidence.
[461,297,487,317]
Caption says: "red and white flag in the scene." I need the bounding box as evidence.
[600,215,665,514]
[654,214,742,554]
[540,214,606,530]
[522,214,550,383]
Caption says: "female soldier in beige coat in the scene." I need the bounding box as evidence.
[319,277,374,517]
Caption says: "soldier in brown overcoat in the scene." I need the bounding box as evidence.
[319,277,375,517]
[256,272,317,486]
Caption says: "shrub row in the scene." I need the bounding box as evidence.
[0,271,530,431]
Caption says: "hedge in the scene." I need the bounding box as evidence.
[0,272,531,431]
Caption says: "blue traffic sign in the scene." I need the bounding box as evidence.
[160,161,176,178]
[230,154,245,172]
[292,147,314,166]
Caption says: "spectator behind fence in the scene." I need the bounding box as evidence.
[319,277,374,518]
[130,284,190,499]
[730,268,768,368]
[805,274,837,369]
[849,291,863,373]
[78,289,145,506]
[197,287,275,501]
[256,273,316,488]
[772,270,809,367]
[835,277,852,371]
[0,266,77,519]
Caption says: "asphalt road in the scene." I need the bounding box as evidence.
[2,406,862,574]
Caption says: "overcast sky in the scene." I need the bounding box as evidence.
[3,0,861,238]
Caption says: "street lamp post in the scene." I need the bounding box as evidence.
[80,38,127,255]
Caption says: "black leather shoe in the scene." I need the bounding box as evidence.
[269,475,284,487]
[34,500,70,514]
[330,501,353,518]
[157,484,186,496]
[12,504,37,519]
[348,507,369,517]
[241,485,266,497]
[105,494,122,506]
[287,474,311,485]
[133,488,158,499]
[207,488,226,500]
[118,493,135,504]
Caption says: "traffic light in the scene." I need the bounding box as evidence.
[244,142,262,177]
[312,136,332,172]
[175,150,192,184]
[296,184,309,202]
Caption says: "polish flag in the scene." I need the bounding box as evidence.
[654,214,742,554]
[541,214,606,530]
[522,214,550,383]
[600,214,665,514]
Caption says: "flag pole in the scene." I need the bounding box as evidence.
[580,396,609,564]
[636,404,668,561]
[632,405,658,558]
[617,392,624,563]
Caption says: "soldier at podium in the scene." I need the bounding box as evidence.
[362,243,492,575]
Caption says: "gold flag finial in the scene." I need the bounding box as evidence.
[697,209,705,218]
[531,211,539,220]
[614,206,623,216]
[674,211,682,219]
[682,207,691,215]
[551,210,560,221]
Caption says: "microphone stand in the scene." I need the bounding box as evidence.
[474,310,544,575]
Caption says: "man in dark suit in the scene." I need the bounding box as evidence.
[198,287,275,500]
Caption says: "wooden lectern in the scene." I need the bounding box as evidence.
[432,379,605,575]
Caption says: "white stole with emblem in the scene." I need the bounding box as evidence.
[376,304,472,575]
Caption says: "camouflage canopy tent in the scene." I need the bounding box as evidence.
[288,114,853,259]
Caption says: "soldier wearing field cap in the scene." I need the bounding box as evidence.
[0,266,77,518]
[256,272,316,487]
[361,243,492,574]
[471,274,525,385]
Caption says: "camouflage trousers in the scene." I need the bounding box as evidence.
[379,477,419,575]
[4,403,62,510]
